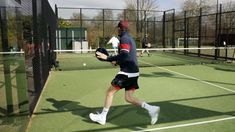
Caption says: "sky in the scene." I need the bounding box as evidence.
[49,0,183,11]
[48,0,234,10]
[48,0,235,18]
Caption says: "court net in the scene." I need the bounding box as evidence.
[53,47,235,71]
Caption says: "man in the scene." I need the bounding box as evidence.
[107,35,119,55]
[27,40,34,57]
[89,20,160,125]
[140,34,151,57]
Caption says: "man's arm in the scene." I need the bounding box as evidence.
[96,49,128,62]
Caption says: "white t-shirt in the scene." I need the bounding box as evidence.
[107,36,120,48]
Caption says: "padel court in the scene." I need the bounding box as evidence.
[27,50,235,132]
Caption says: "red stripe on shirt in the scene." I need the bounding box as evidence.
[119,44,130,51]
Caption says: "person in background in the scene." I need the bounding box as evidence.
[107,35,120,55]
[140,34,151,57]
[27,40,34,57]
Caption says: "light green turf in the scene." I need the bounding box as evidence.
[27,60,235,132]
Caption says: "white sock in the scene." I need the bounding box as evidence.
[141,102,153,112]
[101,107,109,118]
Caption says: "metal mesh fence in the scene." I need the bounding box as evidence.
[57,2,235,61]
[0,0,57,119]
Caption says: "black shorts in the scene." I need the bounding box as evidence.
[111,74,139,91]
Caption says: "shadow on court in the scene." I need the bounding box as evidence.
[33,94,235,131]
[207,63,235,72]
[140,72,174,78]
[214,67,235,72]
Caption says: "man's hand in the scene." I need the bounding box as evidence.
[111,61,118,66]
[96,51,108,60]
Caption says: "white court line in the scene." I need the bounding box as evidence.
[139,60,235,93]
[133,116,235,132]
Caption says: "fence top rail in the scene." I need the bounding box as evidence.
[57,6,164,12]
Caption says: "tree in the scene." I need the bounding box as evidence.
[221,1,235,34]
[58,18,71,28]
[68,9,117,48]
[180,0,214,40]
[125,0,158,12]
[124,0,159,34]
[182,0,213,15]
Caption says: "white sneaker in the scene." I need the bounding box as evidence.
[89,112,106,125]
[149,106,160,125]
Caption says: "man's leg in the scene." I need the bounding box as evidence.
[114,48,117,55]
[89,86,119,125]
[146,49,150,56]
[140,49,146,57]
[125,89,143,106]
[125,90,160,125]
[141,49,146,54]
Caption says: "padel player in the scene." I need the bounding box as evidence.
[107,35,119,55]
[90,20,160,125]
[140,34,151,57]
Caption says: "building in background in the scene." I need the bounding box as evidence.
[56,27,88,51]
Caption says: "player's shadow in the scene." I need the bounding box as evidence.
[38,94,235,131]
[140,72,174,78]
[214,67,235,72]
[206,63,235,72]
[40,98,149,131]
[40,98,91,119]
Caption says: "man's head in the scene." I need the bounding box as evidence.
[117,20,129,31]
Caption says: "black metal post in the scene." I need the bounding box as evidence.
[102,9,105,39]
[162,11,166,48]
[153,17,156,47]
[184,11,187,54]
[198,8,202,56]
[186,17,189,49]
[144,10,147,35]
[124,9,126,20]
[172,9,175,48]
[137,0,139,35]
[218,4,224,60]
[55,4,58,18]
[80,8,83,50]
[215,0,219,59]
